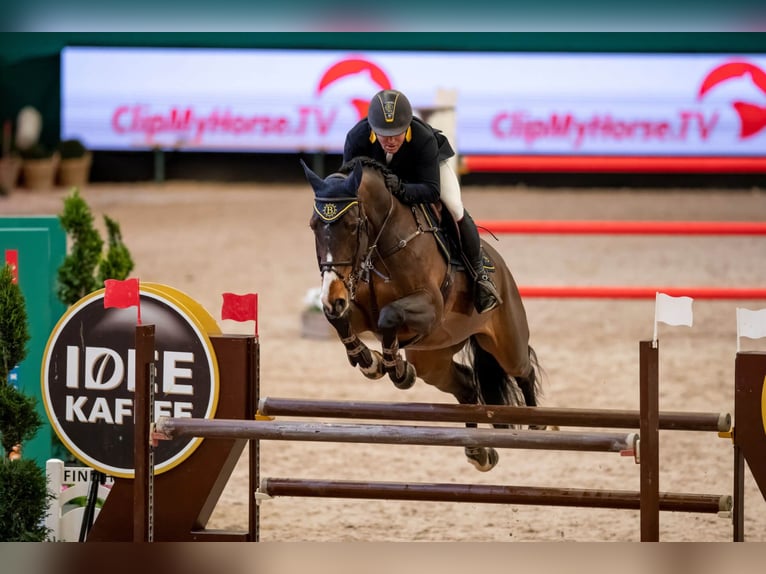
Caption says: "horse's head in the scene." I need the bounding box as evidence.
[302,159,365,318]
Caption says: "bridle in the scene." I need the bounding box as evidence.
[314,195,367,303]
[314,171,439,307]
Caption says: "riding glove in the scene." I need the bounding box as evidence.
[384,172,402,195]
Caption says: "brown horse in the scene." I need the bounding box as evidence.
[302,157,542,471]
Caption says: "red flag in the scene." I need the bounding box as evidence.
[5,250,18,284]
[104,278,141,324]
[221,292,258,336]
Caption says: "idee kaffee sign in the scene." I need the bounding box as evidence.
[41,283,221,478]
[61,48,766,158]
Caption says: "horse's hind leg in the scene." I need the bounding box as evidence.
[406,347,499,472]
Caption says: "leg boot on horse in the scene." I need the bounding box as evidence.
[458,211,502,314]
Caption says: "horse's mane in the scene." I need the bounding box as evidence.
[337,156,393,178]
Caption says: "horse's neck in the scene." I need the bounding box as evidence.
[359,175,400,234]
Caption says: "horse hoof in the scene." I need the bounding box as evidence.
[360,350,385,380]
[391,362,416,389]
[465,447,498,472]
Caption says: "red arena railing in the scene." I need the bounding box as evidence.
[476,220,766,236]
[473,219,766,299]
[518,286,766,300]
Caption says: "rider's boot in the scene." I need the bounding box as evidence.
[457,211,502,314]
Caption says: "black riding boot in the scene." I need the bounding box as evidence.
[457,211,502,313]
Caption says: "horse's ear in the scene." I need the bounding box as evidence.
[300,158,325,192]
[347,159,364,193]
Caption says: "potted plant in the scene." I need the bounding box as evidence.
[20,143,59,191]
[14,105,58,191]
[0,120,21,195]
[0,155,21,196]
[56,139,92,188]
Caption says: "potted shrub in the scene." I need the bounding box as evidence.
[57,139,92,188]
[14,106,58,191]
[20,143,59,191]
[0,120,21,195]
[0,155,20,195]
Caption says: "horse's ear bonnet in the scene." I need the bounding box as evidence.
[302,159,359,224]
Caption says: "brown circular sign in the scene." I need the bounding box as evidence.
[42,283,220,478]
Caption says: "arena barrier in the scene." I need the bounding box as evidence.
[461,155,766,174]
[473,218,766,300]
[474,220,766,235]
[517,286,766,300]
[103,329,766,543]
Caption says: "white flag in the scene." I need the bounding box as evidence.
[737,308,766,340]
[655,292,694,327]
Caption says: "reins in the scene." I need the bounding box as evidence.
[358,190,396,283]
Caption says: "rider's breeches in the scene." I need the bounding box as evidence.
[439,160,464,222]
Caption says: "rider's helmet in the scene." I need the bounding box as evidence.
[367,90,413,136]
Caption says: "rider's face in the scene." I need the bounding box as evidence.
[376,131,407,156]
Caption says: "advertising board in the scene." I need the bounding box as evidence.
[61,47,766,158]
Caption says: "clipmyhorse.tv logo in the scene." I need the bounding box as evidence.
[698,60,766,139]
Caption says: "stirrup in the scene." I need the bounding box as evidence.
[475,278,501,314]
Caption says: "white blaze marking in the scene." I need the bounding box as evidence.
[320,253,338,310]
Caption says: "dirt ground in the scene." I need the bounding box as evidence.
[3,178,766,542]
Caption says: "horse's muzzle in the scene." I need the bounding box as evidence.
[325,298,349,319]
[321,271,351,319]
[323,300,350,322]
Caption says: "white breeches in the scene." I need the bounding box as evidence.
[439,160,464,221]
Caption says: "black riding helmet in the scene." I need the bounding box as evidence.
[368,90,413,136]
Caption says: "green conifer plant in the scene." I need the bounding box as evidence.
[0,458,51,541]
[57,187,134,306]
[98,215,135,286]
[0,264,29,384]
[0,263,49,541]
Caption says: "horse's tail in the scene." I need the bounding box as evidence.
[466,337,523,409]
[526,345,545,404]
[466,338,544,423]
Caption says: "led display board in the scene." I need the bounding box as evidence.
[61,47,766,157]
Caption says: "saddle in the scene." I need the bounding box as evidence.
[415,202,495,275]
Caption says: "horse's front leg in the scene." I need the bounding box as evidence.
[324,311,384,380]
[378,292,436,390]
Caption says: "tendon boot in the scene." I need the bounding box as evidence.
[457,212,502,313]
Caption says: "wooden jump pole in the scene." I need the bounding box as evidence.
[154,418,638,454]
[257,398,731,433]
[259,478,732,514]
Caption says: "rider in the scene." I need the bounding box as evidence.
[343,89,501,314]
